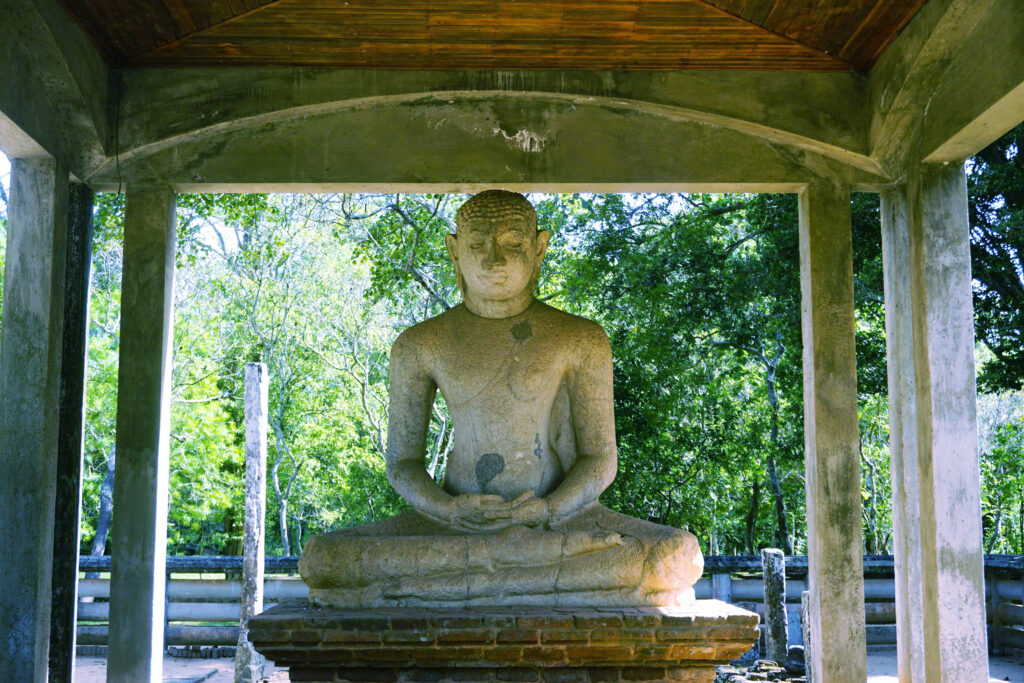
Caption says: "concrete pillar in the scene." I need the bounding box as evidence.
[881,163,988,682]
[0,157,69,682]
[797,178,867,683]
[107,186,176,683]
[50,183,95,683]
[236,361,269,683]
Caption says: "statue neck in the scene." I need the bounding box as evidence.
[462,291,535,319]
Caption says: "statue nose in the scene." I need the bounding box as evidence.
[486,242,507,266]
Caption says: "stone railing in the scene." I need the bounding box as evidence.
[74,554,1024,653]
[76,556,306,650]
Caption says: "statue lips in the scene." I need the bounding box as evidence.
[480,270,509,284]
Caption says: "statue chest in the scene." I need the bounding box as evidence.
[431,337,567,410]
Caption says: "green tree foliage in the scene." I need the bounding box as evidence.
[65,188,954,557]
[551,193,886,555]
[81,192,408,556]
[980,415,1024,553]
[2,139,1021,556]
[970,122,1024,392]
[977,388,1024,554]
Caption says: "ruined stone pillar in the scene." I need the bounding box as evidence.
[0,157,69,682]
[761,548,787,664]
[881,163,987,682]
[235,361,269,683]
[797,178,867,683]
[107,186,176,683]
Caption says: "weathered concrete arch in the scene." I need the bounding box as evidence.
[90,92,886,192]
[111,68,878,186]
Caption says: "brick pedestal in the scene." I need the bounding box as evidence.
[249,601,758,683]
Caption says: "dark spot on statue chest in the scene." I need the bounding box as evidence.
[476,453,505,492]
[511,321,533,342]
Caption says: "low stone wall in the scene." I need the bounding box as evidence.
[249,601,758,683]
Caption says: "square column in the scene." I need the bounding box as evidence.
[0,157,69,682]
[107,186,176,683]
[49,183,95,683]
[881,163,987,682]
[797,178,867,683]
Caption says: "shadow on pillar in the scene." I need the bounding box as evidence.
[49,184,95,683]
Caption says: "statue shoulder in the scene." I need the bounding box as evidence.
[390,306,461,360]
[535,303,611,350]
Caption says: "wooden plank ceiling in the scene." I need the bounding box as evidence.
[61,0,928,71]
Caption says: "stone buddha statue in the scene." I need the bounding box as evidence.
[299,190,703,608]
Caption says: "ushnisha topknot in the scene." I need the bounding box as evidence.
[455,190,538,233]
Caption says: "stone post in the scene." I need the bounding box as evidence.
[761,548,788,664]
[801,591,813,683]
[712,572,732,604]
[236,362,269,683]
[881,163,988,681]
[797,178,867,683]
[49,183,95,683]
[0,157,69,682]
[107,186,176,683]
[987,570,1002,654]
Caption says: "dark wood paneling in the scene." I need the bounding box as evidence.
[59,0,280,63]
[837,0,928,70]
[134,0,851,70]
[59,0,928,70]
[709,0,778,26]
[706,0,927,69]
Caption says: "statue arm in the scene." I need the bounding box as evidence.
[384,329,453,523]
[544,323,617,522]
[385,327,517,532]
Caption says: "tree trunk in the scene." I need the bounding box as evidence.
[763,353,793,555]
[86,443,115,579]
[862,454,880,554]
[270,417,301,557]
[1019,496,1023,554]
[986,508,1003,553]
[744,477,761,554]
[765,453,793,555]
[277,502,290,557]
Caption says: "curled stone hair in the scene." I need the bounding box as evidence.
[455,190,538,233]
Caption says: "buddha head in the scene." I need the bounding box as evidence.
[445,190,550,317]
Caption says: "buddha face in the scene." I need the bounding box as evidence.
[446,192,550,308]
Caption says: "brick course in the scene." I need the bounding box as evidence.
[250,601,755,683]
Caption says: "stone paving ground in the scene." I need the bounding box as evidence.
[866,650,1024,683]
[74,655,288,683]
[73,649,1024,683]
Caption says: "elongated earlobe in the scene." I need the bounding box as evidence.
[536,230,551,260]
[444,233,459,264]
[445,233,467,297]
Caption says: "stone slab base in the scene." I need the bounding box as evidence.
[249,601,758,683]
[287,665,716,681]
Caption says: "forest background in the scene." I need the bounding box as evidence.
[0,124,1022,560]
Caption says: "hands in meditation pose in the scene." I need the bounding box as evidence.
[299,190,703,607]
